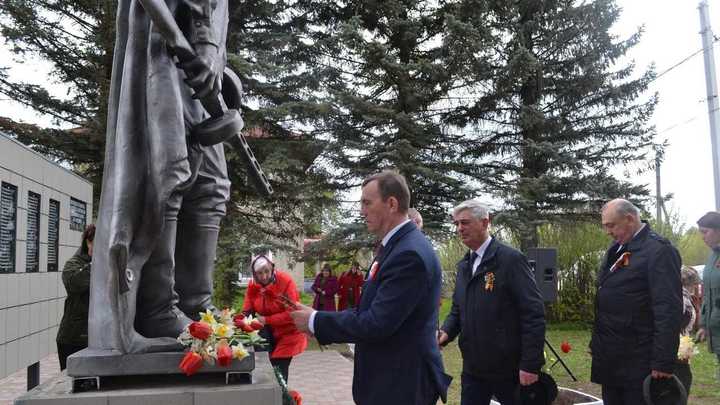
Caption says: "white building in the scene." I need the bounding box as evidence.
[0,132,92,380]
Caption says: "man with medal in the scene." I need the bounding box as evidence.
[289,171,451,405]
[438,199,546,405]
[590,199,682,405]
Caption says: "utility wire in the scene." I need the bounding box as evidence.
[649,37,720,83]
[656,107,720,135]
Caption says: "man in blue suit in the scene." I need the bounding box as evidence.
[290,171,451,405]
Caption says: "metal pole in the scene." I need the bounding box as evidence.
[699,1,720,210]
[545,339,577,382]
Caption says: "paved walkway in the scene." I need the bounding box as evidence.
[0,351,354,405]
[0,354,60,405]
[288,351,354,405]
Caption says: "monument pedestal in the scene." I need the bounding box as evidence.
[66,348,255,378]
[14,353,281,405]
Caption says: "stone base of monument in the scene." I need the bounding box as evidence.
[14,351,281,405]
[66,348,255,378]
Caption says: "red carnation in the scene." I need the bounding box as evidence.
[216,343,233,367]
[250,319,264,331]
[179,351,203,376]
[561,340,572,354]
[188,321,213,340]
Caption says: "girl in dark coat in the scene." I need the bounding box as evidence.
[56,224,95,370]
[312,264,338,311]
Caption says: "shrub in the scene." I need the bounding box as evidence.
[437,237,467,298]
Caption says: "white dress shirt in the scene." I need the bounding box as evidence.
[471,236,493,276]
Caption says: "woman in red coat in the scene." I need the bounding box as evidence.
[311,264,338,311]
[337,261,365,311]
[242,255,307,383]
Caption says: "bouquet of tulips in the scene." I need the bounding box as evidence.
[177,308,266,376]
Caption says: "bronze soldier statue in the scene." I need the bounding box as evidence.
[89,0,248,354]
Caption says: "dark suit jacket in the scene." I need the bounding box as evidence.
[590,223,682,385]
[442,238,546,379]
[314,221,452,405]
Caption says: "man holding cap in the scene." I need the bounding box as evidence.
[591,199,682,405]
[696,211,720,381]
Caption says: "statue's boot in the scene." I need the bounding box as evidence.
[135,219,193,338]
[175,217,221,320]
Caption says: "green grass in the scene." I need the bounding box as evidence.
[437,299,720,404]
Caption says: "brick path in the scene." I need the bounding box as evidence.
[288,351,355,405]
[0,354,60,405]
[0,351,354,405]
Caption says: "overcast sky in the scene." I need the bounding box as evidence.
[612,0,720,226]
[1,1,719,227]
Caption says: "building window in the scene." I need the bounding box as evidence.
[26,191,41,273]
[69,198,86,232]
[1,182,18,273]
[48,199,60,272]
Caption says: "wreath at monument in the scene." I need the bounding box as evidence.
[177,308,266,375]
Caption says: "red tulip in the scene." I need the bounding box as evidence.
[216,343,233,367]
[188,321,213,340]
[289,390,302,405]
[233,313,245,328]
[179,351,204,376]
[561,340,571,353]
[250,319,264,331]
[237,321,254,333]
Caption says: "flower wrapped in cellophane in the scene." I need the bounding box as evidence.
[177,308,265,375]
[677,334,699,362]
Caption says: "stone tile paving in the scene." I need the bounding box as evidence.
[0,353,60,405]
[0,351,355,405]
[288,351,355,405]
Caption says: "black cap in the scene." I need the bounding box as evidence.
[697,211,720,229]
[519,372,558,405]
[642,374,687,405]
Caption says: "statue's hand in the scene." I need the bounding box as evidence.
[177,44,221,100]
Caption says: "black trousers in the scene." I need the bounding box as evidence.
[57,343,86,371]
[601,383,643,405]
[461,372,519,405]
[271,357,292,384]
[674,362,692,396]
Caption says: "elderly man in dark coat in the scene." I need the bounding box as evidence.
[590,199,682,405]
[438,199,545,405]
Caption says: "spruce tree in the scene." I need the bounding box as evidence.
[296,0,494,235]
[0,0,115,189]
[0,1,335,262]
[449,0,655,250]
